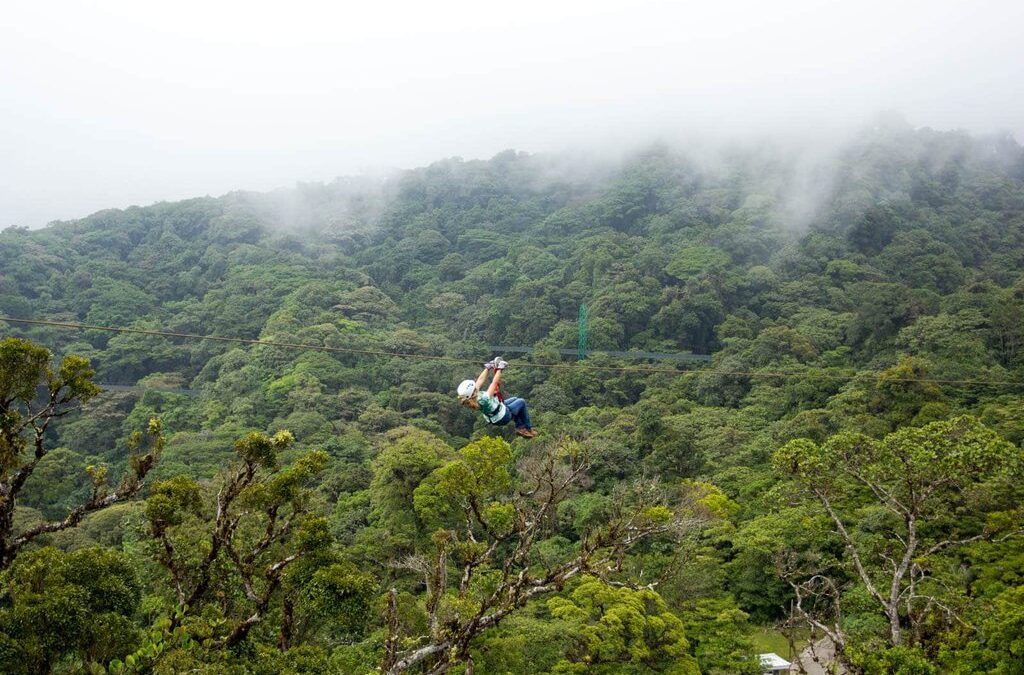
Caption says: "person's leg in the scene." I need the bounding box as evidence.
[504,397,523,427]
[505,397,532,430]
[518,399,533,430]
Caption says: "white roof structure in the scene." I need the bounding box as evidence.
[759,652,792,672]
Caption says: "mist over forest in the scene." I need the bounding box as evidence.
[4,0,1024,228]
[1,115,1023,674]
[3,0,1024,672]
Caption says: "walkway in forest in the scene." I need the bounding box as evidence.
[488,345,712,361]
[97,383,200,397]
[4,316,1022,387]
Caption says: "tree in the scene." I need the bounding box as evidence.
[0,337,162,569]
[847,282,940,349]
[381,437,711,674]
[774,416,1023,655]
[988,290,1024,368]
[0,546,143,673]
[547,576,700,674]
[363,427,454,556]
[665,245,731,281]
[941,585,1024,674]
[143,430,350,650]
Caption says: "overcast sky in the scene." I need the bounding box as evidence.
[2,0,1022,228]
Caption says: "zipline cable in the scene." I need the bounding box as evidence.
[2,316,1022,388]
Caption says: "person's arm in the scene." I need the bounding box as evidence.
[486,367,502,397]
[474,367,490,391]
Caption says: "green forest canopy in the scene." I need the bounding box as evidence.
[1,121,1023,673]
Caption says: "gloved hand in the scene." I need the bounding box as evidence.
[483,358,497,370]
[493,358,509,370]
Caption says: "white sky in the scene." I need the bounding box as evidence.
[2,0,1022,227]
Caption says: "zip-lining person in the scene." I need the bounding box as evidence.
[457,357,537,438]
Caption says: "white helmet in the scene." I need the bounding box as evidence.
[457,379,477,398]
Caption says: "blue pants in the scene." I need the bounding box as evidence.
[498,397,532,430]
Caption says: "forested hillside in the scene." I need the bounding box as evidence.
[1,120,1023,674]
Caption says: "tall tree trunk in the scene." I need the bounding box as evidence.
[888,605,902,646]
[279,595,295,650]
[887,516,917,646]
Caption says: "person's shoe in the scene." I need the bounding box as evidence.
[516,428,538,438]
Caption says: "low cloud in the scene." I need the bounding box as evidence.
[2,0,1021,227]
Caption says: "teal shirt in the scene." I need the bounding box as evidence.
[477,392,507,424]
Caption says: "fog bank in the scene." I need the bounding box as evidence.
[2,0,1022,227]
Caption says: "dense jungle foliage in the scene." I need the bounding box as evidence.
[1,119,1023,674]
